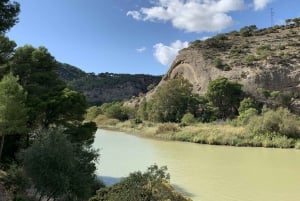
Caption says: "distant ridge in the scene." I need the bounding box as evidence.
[57,63,162,105]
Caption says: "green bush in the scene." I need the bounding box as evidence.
[101,102,132,121]
[235,108,258,126]
[243,54,256,65]
[86,106,101,121]
[213,58,231,71]
[295,140,300,149]
[238,98,257,114]
[181,113,196,126]
[246,107,300,138]
[240,25,258,37]
[256,44,272,59]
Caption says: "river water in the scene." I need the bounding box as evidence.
[93,129,300,201]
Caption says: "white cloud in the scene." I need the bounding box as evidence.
[136,46,146,53]
[127,0,245,32]
[127,10,142,20]
[253,0,272,10]
[153,40,188,66]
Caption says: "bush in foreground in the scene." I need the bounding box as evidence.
[89,165,191,201]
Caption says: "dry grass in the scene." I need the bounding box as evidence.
[94,115,297,148]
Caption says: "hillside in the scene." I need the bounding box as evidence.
[57,63,162,105]
[150,22,300,113]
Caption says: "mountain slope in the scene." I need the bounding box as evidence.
[150,23,300,113]
[57,63,162,105]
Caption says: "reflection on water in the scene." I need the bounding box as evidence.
[94,129,300,201]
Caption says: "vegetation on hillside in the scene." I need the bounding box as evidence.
[189,18,300,75]
[57,63,162,105]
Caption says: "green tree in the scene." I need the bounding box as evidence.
[181,112,196,126]
[90,165,189,201]
[46,87,87,126]
[240,25,257,37]
[11,45,66,128]
[238,98,256,114]
[22,128,99,201]
[285,18,292,26]
[292,17,300,27]
[206,77,242,119]
[0,0,20,34]
[86,106,101,121]
[0,73,27,162]
[11,46,89,128]
[0,35,16,66]
[193,95,218,122]
[102,102,131,121]
[147,78,197,122]
[10,45,96,154]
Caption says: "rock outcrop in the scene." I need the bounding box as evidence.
[153,24,300,112]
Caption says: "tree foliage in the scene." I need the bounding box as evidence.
[10,46,65,128]
[238,98,257,114]
[0,35,16,65]
[0,73,27,161]
[90,165,190,201]
[239,25,258,37]
[206,77,242,119]
[10,45,88,129]
[22,128,99,201]
[0,0,20,34]
[146,78,197,122]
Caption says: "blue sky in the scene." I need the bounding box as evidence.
[7,0,300,75]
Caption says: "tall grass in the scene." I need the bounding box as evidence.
[95,114,299,149]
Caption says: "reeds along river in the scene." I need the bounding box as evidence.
[93,129,300,201]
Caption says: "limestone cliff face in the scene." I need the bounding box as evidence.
[165,48,300,96]
[153,24,300,112]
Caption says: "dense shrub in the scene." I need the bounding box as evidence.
[89,165,190,201]
[246,107,300,138]
[238,98,257,114]
[235,108,258,126]
[181,113,197,126]
[206,77,242,119]
[100,102,132,121]
[86,106,101,121]
[240,25,258,37]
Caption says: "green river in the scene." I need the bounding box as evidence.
[94,129,300,201]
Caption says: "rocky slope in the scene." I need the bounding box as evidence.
[57,63,162,105]
[152,23,300,113]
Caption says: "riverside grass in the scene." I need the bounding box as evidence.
[95,116,300,149]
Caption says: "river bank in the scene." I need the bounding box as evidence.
[95,116,300,149]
